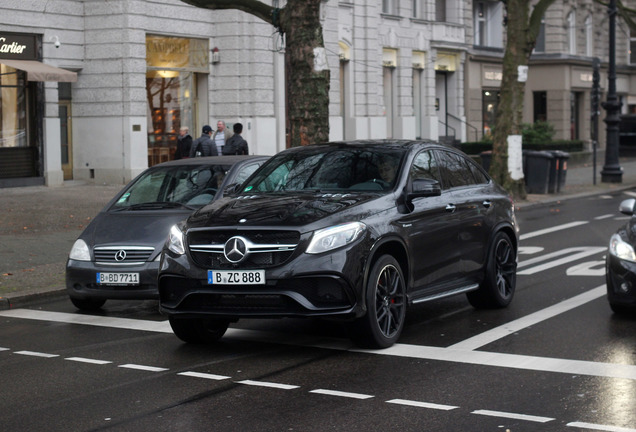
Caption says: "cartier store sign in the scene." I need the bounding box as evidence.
[0,33,37,60]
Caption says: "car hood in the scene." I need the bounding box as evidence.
[187,192,385,229]
[81,210,192,249]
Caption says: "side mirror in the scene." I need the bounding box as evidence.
[619,198,636,216]
[222,183,241,196]
[407,178,442,199]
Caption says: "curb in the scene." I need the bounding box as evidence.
[0,289,67,311]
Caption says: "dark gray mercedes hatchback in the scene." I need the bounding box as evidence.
[158,140,518,348]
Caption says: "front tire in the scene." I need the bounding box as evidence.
[350,255,406,348]
[467,231,516,309]
[70,297,106,311]
[168,316,229,344]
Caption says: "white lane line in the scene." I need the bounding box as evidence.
[65,357,112,365]
[178,371,231,381]
[566,422,636,431]
[472,409,554,423]
[595,214,615,220]
[0,309,172,333]
[386,399,458,410]
[0,347,9,351]
[236,380,299,390]
[14,350,59,358]
[310,389,374,399]
[448,286,606,351]
[520,221,588,240]
[623,191,636,198]
[118,364,168,372]
[517,247,606,275]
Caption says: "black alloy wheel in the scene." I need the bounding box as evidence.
[169,316,229,343]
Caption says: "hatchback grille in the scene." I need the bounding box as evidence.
[94,246,154,264]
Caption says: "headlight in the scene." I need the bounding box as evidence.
[306,222,366,254]
[609,233,636,262]
[167,224,185,255]
[69,239,91,261]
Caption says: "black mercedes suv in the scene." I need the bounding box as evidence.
[158,140,518,348]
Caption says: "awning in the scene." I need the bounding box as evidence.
[0,59,77,82]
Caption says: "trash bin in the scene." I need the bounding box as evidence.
[550,150,570,192]
[524,150,554,194]
[480,151,492,173]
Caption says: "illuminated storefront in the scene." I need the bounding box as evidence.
[146,35,208,166]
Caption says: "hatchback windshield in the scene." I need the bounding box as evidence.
[111,164,232,210]
[243,147,405,193]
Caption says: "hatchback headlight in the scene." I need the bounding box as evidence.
[306,222,366,254]
[69,239,91,261]
[609,233,636,262]
[167,224,186,255]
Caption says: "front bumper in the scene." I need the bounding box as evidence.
[66,259,159,300]
[158,247,365,319]
[606,255,636,307]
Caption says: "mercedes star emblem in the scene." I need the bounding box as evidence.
[223,236,248,263]
[114,250,127,261]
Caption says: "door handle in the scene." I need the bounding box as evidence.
[446,204,456,212]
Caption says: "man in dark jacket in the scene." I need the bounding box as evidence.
[189,125,218,157]
[222,123,249,155]
[174,126,192,159]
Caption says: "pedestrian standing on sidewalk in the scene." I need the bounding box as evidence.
[211,120,233,155]
[174,126,192,159]
[222,123,249,155]
[189,125,217,157]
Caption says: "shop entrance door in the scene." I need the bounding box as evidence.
[59,101,73,180]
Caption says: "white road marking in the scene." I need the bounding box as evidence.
[595,214,615,220]
[520,221,588,240]
[178,371,231,380]
[517,247,606,275]
[0,309,172,333]
[566,260,606,276]
[118,364,168,372]
[567,422,636,432]
[65,357,112,365]
[448,286,606,351]
[386,399,458,410]
[0,347,9,351]
[310,389,374,399]
[518,246,544,255]
[472,409,554,423]
[236,380,299,390]
[623,191,636,198]
[14,350,59,358]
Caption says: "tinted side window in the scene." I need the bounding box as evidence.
[436,151,476,188]
[467,159,489,184]
[410,150,443,185]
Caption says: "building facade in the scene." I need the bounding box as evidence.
[1,0,634,188]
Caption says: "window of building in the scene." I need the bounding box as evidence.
[534,18,545,52]
[0,64,27,148]
[382,0,397,15]
[630,28,636,64]
[473,1,503,48]
[412,0,425,19]
[567,11,576,55]
[533,91,547,122]
[585,15,593,57]
[482,90,499,138]
[436,0,446,22]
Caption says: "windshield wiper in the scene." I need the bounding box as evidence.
[112,202,195,211]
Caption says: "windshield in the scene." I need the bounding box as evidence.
[111,164,232,210]
[242,147,405,194]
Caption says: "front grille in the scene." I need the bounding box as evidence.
[187,229,300,269]
[94,246,154,264]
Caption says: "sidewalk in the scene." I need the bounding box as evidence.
[1,157,635,310]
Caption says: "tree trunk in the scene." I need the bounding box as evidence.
[279,0,330,146]
[180,0,330,148]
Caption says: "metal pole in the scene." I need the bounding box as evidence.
[592,58,600,186]
[601,0,623,183]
